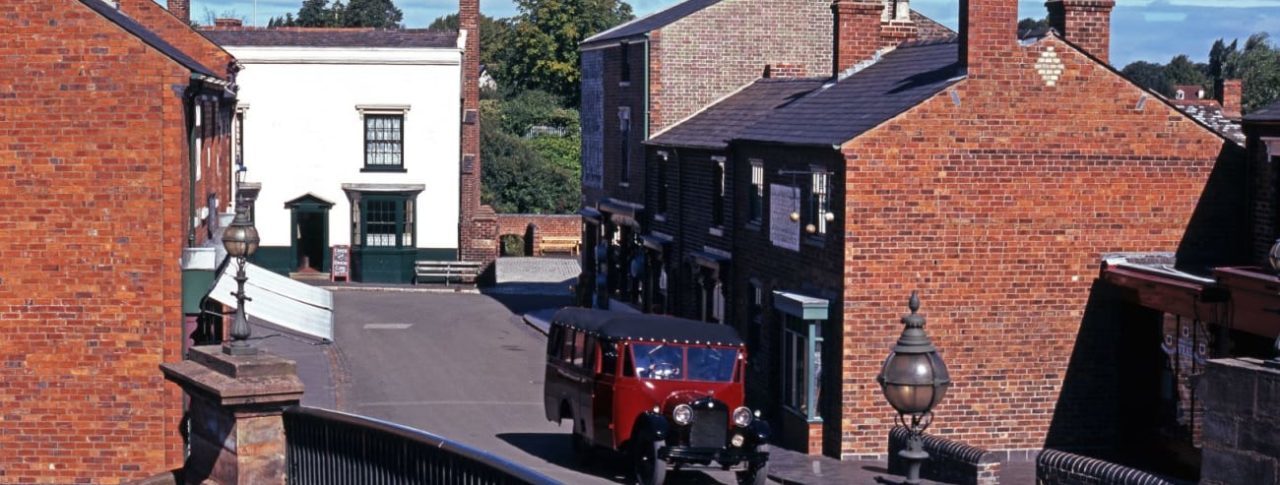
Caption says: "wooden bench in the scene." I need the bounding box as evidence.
[538,236,580,255]
[414,260,483,285]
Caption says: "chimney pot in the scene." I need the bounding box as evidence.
[1220,79,1243,119]
[167,0,190,23]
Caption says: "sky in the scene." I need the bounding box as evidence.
[185,0,1280,67]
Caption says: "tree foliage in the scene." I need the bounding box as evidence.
[1017,17,1049,38]
[428,13,515,72]
[496,0,634,102]
[269,0,401,28]
[478,92,582,214]
[1212,33,1280,113]
[1121,61,1170,96]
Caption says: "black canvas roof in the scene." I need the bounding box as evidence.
[581,0,721,47]
[78,0,217,77]
[738,40,964,147]
[647,78,825,150]
[552,308,745,347]
[1245,99,1280,122]
[201,28,457,48]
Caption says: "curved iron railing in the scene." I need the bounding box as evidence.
[284,406,558,485]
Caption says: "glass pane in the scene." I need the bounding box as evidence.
[365,115,404,167]
[632,344,685,380]
[687,347,737,382]
[364,199,398,247]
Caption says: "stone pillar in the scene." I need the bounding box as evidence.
[161,346,304,485]
[1199,357,1280,485]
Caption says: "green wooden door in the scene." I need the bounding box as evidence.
[353,195,416,283]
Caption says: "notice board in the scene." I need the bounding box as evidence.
[770,184,800,251]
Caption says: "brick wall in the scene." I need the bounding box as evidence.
[495,214,581,255]
[0,0,233,481]
[594,41,649,206]
[458,0,497,267]
[834,34,1242,456]
[119,0,234,77]
[654,0,833,131]
[1046,0,1115,64]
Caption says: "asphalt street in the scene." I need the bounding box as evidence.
[332,290,738,484]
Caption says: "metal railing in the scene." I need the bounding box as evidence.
[284,406,558,485]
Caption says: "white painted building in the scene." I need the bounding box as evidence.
[203,27,462,283]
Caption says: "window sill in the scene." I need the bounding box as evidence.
[361,167,407,173]
[618,182,630,188]
[653,214,667,222]
[709,227,724,237]
[745,222,761,232]
[802,236,826,248]
[619,81,631,88]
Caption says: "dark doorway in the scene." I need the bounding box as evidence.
[284,193,334,274]
[295,210,327,271]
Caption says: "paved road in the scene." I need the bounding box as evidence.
[333,290,737,484]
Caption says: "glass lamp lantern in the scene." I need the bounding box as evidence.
[221,214,260,259]
[877,291,951,484]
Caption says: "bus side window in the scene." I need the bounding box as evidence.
[622,343,635,377]
[583,335,597,371]
[572,330,587,367]
[561,328,576,364]
[547,325,562,360]
[600,341,618,375]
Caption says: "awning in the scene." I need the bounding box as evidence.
[210,262,335,341]
[773,291,829,320]
[690,250,729,270]
[640,232,673,250]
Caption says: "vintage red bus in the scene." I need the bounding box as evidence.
[543,308,770,485]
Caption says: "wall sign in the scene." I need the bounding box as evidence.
[331,245,350,282]
[770,184,800,251]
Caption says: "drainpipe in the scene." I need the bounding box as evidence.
[186,84,199,248]
[643,35,651,139]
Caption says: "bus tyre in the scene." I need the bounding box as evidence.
[633,439,667,485]
[571,418,591,464]
[736,444,769,485]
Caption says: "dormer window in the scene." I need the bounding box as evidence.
[1176,90,1186,100]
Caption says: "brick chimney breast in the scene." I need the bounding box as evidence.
[960,0,1019,77]
[167,0,189,23]
[833,0,886,75]
[1046,0,1115,63]
[1221,79,1243,119]
[214,18,243,29]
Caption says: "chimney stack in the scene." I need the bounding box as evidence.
[1219,79,1243,119]
[214,18,244,29]
[960,0,1019,77]
[1046,0,1115,63]
[167,0,190,24]
[832,0,917,75]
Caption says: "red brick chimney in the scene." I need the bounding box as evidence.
[214,18,243,29]
[833,0,917,75]
[960,0,1018,78]
[167,0,189,24]
[1046,0,1115,63]
[1219,79,1243,119]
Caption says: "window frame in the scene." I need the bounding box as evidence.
[806,168,831,237]
[780,312,824,422]
[355,194,416,249]
[712,157,726,227]
[619,107,632,185]
[748,160,765,226]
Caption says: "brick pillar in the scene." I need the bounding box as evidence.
[960,0,1019,78]
[832,0,884,74]
[1046,0,1115,63]
[1198,358,1280,485]
[457,0,493,267]
[161,346,304,485]
[167,0,190,24]
[1221,79,1243,119]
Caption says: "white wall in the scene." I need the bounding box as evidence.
[229,46,462,252]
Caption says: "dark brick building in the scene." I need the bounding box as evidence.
[584,0,1250,461]
[0,0,236,481]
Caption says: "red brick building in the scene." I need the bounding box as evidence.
[0,0,236,481]
[592,0,1249,462]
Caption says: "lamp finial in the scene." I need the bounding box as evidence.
[908,291,920,314]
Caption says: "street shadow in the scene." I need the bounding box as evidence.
[483,290,574,317]
[496,432,728,484]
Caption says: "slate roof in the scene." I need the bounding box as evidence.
[552,307,745,347]
[581,0,953,47]
[1245,100,1280,122]
[78,0,217,77]
[1175,102,1245,145]
[738,39,964,147]
[647,78,826,150]
[200,28,457,48]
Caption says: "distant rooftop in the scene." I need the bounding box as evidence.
[200,28,457,48]
[1245,99,1280,122]
[648,77,826,150]
[1175,102,1245,145]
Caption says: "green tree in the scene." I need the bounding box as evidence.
[342,0,403,28]
[498,0,634,102]
[296,0,340,27]
[481,123,579,213]
[1121,61,1171,95]
[1164,54,1210,94]
[1220,33,1280,113]
[428,13,515,74]
[1017,17,1049,38]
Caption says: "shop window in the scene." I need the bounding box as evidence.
[356,195,416,248]
[807,169,830,236]
[782,313,824,421]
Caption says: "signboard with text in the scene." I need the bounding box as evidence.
[331,245,350,282]
[770,184,800,251]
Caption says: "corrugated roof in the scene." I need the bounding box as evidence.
[78,0,217,77]
[1245,99,1280,122]
[738,39,964,146]
[200,28,457,48]
[648,78,825,150]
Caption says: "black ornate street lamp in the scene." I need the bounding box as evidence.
[877,291,951,484]
[222,185,260,356]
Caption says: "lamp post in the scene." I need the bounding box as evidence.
[222,184,260,356]
[877,291,951,484]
